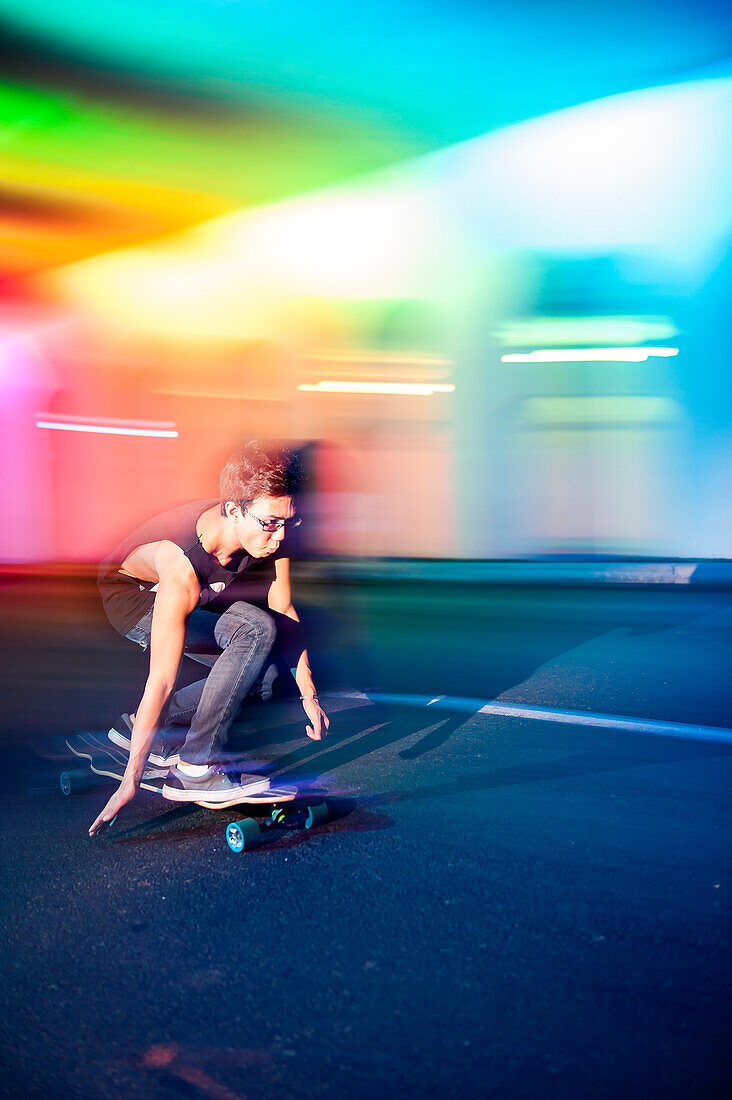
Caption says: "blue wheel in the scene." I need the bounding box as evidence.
[60,768,93,795]
[226,818,261,853]
[305,802,328,829]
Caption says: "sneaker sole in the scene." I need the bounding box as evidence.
[107,728,132,750]
[161,778,271,804]
[108,728,180,767]
[65,738,168,793]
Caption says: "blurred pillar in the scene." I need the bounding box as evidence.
[0,335,56,562]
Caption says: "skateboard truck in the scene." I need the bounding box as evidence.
[226,801,329,853]
[61,732,328,849]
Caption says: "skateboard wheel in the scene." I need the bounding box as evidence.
[226,818,262,853]
[305,802,328,829]
[60,769,94,796]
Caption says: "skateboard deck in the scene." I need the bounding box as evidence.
[62,733,328,851]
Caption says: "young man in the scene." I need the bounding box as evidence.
[89,440,328,837]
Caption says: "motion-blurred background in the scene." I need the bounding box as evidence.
[1,0,731,563]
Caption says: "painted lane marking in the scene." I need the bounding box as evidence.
[356,693,732,745]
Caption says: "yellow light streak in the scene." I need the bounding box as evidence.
[297,381,456,396]
[153,389,284,402]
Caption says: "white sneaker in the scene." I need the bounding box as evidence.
[108,714,181,767]
[162,765,270,805]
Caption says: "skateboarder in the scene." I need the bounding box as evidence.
[89,439,329,836]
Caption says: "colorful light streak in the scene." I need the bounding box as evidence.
[305,352,452,366]
[43,75,732,338]
[2,0,726,150]
[492,317,679,347]
[520,396,679,424]
[153,388,284,402]
[36,415,178,438]
[0,77,417,276]
[297,381,455,395]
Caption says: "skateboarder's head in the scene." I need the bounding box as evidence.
[219,439,301,557]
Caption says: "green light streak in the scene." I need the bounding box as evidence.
[520,396,680,425]
[0,80,419,206]
[493,316,679,348]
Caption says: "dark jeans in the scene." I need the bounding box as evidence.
[125,602,304,765]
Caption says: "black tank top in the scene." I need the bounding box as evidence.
[98,499,275,636]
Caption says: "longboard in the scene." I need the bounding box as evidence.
[61,732,329,851]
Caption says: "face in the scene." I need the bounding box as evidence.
[233,495,296,557]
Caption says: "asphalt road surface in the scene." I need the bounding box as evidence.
[1,573,730,1100]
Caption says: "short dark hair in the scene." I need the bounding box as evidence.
[219,439,299,515]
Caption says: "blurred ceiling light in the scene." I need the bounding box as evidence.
[45,178,438,334]
[501,347,679,363]
[36,413,178,437]
[44,77,731,336]
[456,76,732,264]
[493,316,679,347]
[297,381,455,395]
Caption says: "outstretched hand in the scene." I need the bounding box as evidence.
[302,696,330,741]
[89,774,137,837]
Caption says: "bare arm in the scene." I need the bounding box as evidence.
[125,544,200,778]
[268,557,329,741]
[89,543,199,835]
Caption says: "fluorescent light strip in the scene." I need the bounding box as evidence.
[36,421,178,438]
[298,381,455,396]
[36,412,176,429]
[501,347,679,363]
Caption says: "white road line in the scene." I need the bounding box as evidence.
[353,693,732,745]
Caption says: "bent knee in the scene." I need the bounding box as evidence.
[215,602,277,648]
